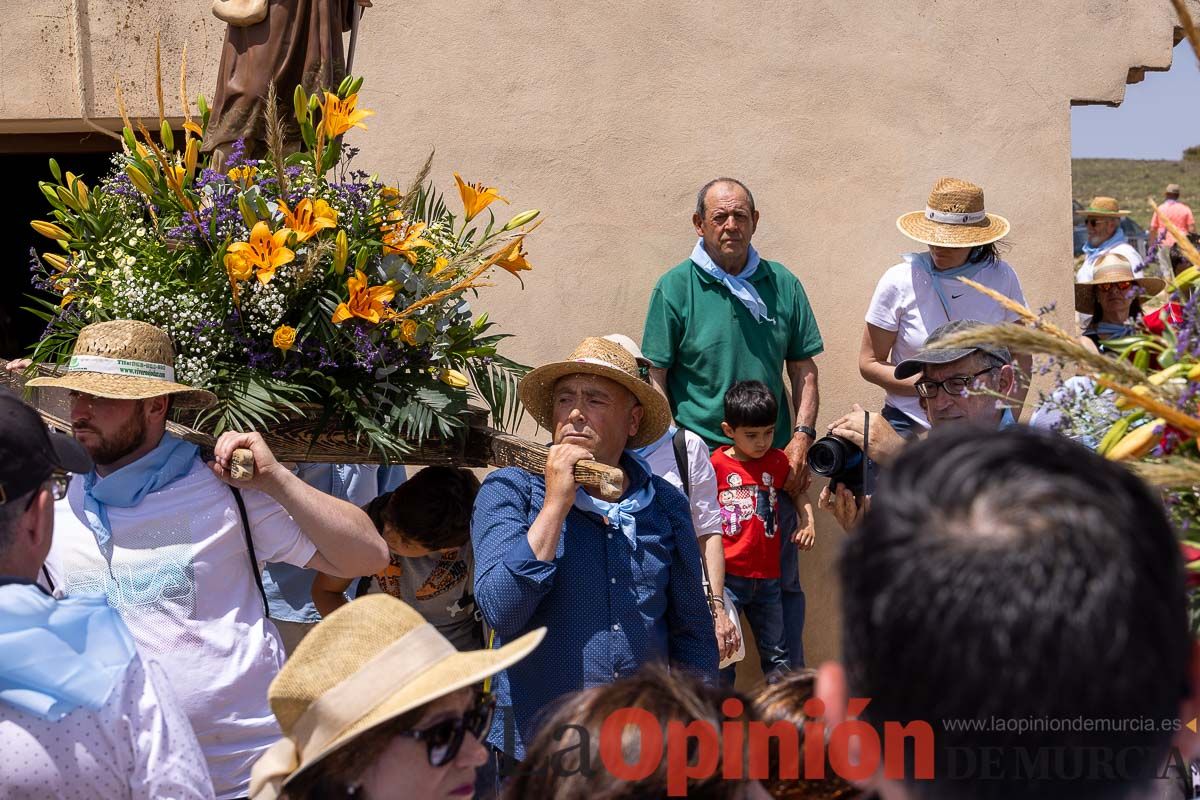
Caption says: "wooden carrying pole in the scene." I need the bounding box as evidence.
[0,359,624,500]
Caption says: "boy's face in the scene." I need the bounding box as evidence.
[720,422,775,460]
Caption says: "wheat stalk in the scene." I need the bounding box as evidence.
[956,276,1077,342]
[1170,0,1200,65]
[1130,458,1200,488]
[398,150,435,218]
[264,83,289,196]
[154,33,166,126]
[179,44,191,129]
[934,322,1149,386]
[1096,377,1200,436]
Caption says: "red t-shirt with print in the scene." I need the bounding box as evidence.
[710,447,791,579]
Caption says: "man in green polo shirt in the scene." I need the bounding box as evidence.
[641,177,824,492]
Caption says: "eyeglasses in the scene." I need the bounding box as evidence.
[1098,280,1135,293]
[1084,218,1110,227]
[914,367,997,399]
[22,472,70,509]
[394,692,495,767]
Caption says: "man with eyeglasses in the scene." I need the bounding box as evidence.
[819,320,1016,529]
[0,392,215,798]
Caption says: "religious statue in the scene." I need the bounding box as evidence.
[204,0,369,162]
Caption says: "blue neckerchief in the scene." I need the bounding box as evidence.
[630,425,677,460]
[573,456,656,549]
[999,408,1016,429]
[0,583,136,720]
[82,433,199,552]
[1091,321,1135,340]
[690,239,774,323]
[1082,227,1128,259]
[905,251,995,322]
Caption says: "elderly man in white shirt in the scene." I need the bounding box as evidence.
[0,392,213,800]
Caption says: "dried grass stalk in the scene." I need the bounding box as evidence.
[398,150,435,218]
[956,276,1077,341]
[1096,377,1200,436]
[1131,458,1200,488]
[179,44,192,128]
[1171,0,1200,66]
[264,83,289,196]
[935,322,1149,386]
[154,33,166,125]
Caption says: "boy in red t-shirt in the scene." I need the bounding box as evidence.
[711,380,815,686]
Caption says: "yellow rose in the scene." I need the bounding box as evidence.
[399,319,419,346]
[273,325,297,352]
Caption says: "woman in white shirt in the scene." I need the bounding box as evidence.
[859,177,1031,435]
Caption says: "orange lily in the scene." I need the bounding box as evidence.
[227,221,295,285]
[332,269,397,325]
[279,198,338,243]
[453,173,509,222]
[492,239,532,277]
[223,250,253,283]
[319,92,374,138]
[382,219,432,265]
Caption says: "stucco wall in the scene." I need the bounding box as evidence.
[0,0,1192,666]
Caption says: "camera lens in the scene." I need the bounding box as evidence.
[808,436,846,476]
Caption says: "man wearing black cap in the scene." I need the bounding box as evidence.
[0,393,214,798]
[820,320,1016,528]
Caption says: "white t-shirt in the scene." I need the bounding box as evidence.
[638,428,721,538]
[0,610,214,800]
[865,258,1027,428]
[45,458,317,800]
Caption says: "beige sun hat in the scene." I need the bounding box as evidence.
[1074,252,1165,313]
[250,595,545,799]
[896,177,1010,248]
[1075,196,1131,219]
[518,336,671,448]
[26,319,217,408]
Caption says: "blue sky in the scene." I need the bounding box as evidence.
[1072,40,1200,160]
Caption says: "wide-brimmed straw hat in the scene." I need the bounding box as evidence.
[1074,252,1165,313]
[518,337,671,448]
[1075,196,1130,219]
[896,177,1010,248]
[26,320,216,408]
[250,595,545,799]
[1167,183,1182,196]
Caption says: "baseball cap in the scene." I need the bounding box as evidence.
[894,320,1013,380]
[0,392,92,505]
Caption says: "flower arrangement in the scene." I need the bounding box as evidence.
[25,73,539,460]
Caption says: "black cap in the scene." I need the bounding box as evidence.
[894,320,1013,380]
[0,392,93,505]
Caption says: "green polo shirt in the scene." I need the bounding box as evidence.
[641,258,824,449]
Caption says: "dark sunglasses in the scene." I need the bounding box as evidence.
[394,692,495,767]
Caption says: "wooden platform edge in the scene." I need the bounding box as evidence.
[1,358,625,500]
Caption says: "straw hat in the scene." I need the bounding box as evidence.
[1074,252,1165,313]
[250,595,545,799]
[896,177,1010,248]
[1167,183,1182,196]
[26,320,216,408]
[1075,196,1130,219]
[518,337,671,448]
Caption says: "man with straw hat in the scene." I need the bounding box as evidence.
[249,595,544,799]
[1075,195,1145,284]
[642,177,824,493]
[1150,183,1196,278]
[24,319,388,800]
[0,392,215,799]
[471,336,718,766]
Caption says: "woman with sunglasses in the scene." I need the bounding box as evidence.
[1075,252,1165,356]
[249,594,544,800]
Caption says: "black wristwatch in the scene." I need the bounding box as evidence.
[794,424,817,439]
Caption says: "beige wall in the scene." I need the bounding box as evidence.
[1,0,1192,666]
